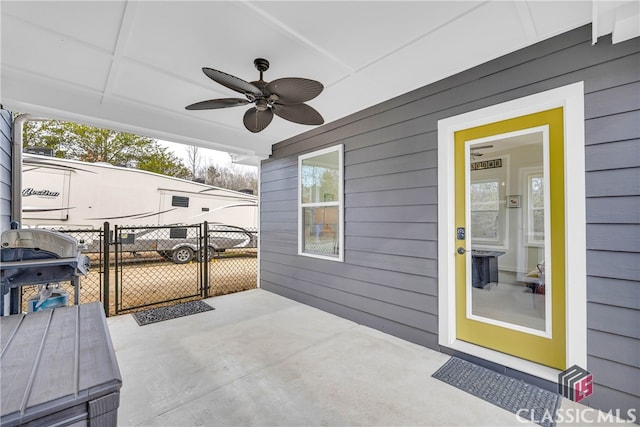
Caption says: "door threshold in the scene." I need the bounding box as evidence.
[442,340,561,384]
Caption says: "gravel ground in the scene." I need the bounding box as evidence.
[20,249,257,315]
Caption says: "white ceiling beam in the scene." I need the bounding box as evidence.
[101,1,139,103]
[593,0,640,44]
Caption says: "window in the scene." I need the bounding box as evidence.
[470,180,501,243]
[170,227,188,239]
[298,145,343,261]
[527,173,545,244]
[172,196,189,207]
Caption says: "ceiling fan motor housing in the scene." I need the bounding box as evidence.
[254,58,270,73]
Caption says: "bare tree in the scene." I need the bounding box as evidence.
[185,145,202,179]
[201,161,257,194]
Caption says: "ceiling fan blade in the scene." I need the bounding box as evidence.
[243,107,273,133]
[202,68,263,98]
[272,103,324,125]
[185,98,250,110]
[265,78,323,104]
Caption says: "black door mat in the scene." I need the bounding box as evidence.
[432,357,560,427]
[132,300,214,326]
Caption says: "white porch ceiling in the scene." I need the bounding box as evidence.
[0,1,622,165]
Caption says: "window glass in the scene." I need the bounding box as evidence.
[528,174,545,243]
[301,206,339,256]
[470,180,500,241]
[301,151,339,204]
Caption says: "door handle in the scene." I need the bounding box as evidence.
[457,247,469,255]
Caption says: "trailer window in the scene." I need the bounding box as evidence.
[170,228,188,239]
[172,196,189,207]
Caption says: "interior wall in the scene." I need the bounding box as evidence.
[261,25,639,418]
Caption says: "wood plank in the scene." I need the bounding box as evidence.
[586,139,640,172]
[346,221,437,241]
[585,82,640,119]
[586,168,640,197]
[587,276,640,310]
[259,188,296,203]
[345,151,436,180]
[587,224,640,252]
[585,111,640,146]
[587,355,640,397]
[261,280,439,350]
[587,250,640,282]
[583,384,639,423]
[260,199,297,213]
[346,187,437,208]
[77,303,121,392]
[587,303,640,339]
[261,270,437,333]
[346,251,437,277]
[260,252,436,294]
[587,330,639,367]
[27,308,79,408]
[346,236,436,258]
[260,177,296,193]
[346,169,437,193]
[260,264,436,313]
[586,196,640,223]
[345,134,435,165]
[346,205,437,223]
[0,311,51,416]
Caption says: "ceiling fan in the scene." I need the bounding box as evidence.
[470,144,493,159]
[186,58,324,133]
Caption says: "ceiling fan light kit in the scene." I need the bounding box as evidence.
[186,58,324,133]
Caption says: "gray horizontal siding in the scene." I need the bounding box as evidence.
[261,280,440,350]
[586,224,640,252]
[586,139,640,172]
[586,250,639,282]
[587,196,640,223]
[0,109,11,233]
[261,25,639,417]
[260,251,437,296]
[587,356,640,407]
[586,111,640,145]
[587,329,639,367]
[586,168,640,197]
[588,277,640,310]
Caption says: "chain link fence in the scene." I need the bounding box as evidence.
[19,223,258,316]
[19,228,106,313]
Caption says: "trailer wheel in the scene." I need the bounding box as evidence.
[171,246,194,264]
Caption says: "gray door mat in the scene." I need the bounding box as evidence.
[432,357,560,427]
[132,300,214,326]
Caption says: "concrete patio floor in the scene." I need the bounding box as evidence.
[106,289,614,427]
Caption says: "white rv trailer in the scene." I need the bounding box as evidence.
[21,154,258,263]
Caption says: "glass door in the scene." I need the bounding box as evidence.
[454,108,567,370]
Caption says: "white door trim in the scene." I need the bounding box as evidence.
[437,82,586,382]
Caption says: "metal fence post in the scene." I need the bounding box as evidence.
[102,221,110,316]
[203,221,209,298]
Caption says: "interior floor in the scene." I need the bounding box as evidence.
[471,272,545,331]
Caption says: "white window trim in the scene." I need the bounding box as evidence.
[437,82,586,382]
[298,144,344,262]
